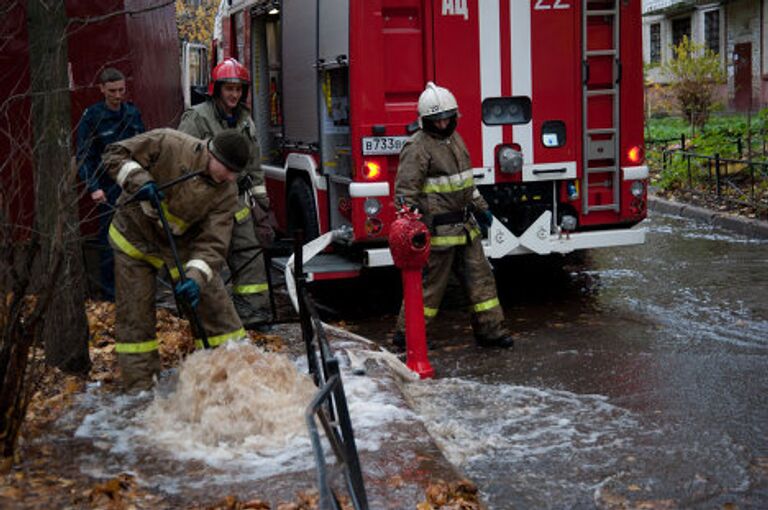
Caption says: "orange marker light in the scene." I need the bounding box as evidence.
[628,145,643,164]
[362,161,382,180]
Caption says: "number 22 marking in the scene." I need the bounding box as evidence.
[534,0,571,10]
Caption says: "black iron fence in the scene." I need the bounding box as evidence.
[656,148,768,212]
[293,235,369,510]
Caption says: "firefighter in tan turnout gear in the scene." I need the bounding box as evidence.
[178,57,272,331]
[103,128,249,391]
[393,82,513,350]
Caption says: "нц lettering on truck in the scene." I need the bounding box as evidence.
[213,0,648,280]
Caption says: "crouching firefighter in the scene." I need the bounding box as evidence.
[392,82,514,351]
[103,128,249,391]
[178,57,273,331]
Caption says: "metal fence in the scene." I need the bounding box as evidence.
[292,235,369,510]
[656,147,768,212]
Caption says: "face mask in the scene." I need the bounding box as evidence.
[423,116,457,139]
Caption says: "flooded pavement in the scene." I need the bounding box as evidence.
[29,330,465,509]
[335,211,768,509]
[9,210,766,509]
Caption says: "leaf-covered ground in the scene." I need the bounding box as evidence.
[1,301,481,510]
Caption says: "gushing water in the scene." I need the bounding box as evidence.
[72,339,419,494]
[142,342,316,454]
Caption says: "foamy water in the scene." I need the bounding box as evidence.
[142,343,315,454]
[400,377,750,508]
[73,340,418,489]
[402,378,639,467]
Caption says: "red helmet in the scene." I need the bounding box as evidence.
[207,57,250,98]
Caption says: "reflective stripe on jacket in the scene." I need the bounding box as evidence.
[103,129,238,285]
[395,130,489,250]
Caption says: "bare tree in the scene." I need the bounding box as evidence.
[0,0,90,471]
[27,0,90,374]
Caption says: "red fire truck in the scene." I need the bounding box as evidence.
[214,0,647,279]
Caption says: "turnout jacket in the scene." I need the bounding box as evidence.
[76,101,144,199]
[102,128,238,287]
[395,130,489,249]
[178,99,268,207]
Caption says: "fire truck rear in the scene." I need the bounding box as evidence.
[215,0,647,278]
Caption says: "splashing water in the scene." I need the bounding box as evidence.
[141,342,317,455]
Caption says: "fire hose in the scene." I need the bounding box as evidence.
[284,228,350,313]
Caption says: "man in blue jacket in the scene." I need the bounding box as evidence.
[76,67,145,301]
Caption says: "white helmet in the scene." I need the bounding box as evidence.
[417,82,459,126]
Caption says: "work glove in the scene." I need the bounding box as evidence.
[133,181,164,205]
[237,174,254,194]
[476,209,493,228]
[475,209,493,237]
[175,278,200,309]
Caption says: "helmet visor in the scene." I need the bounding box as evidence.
[423,108,458,121]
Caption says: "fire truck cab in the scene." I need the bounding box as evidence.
[215,0,647,278]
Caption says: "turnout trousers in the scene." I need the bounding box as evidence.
[228,197,270,325]
[114,250,245,391]
[396,233,506,342]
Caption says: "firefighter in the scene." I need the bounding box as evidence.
[102,128,249,391]
[177,58,273,332]
[393,82,513,350]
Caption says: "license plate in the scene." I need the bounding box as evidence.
[361,136,409,156]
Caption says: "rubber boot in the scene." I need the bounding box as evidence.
[476,334,514,349]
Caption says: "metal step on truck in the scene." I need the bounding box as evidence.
[213,0,648,280]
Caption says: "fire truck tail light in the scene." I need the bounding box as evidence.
[362,160,382,180]
[630,181,645,197]
[627,145,643,164]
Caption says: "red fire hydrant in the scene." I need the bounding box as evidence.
[388,207,434,379]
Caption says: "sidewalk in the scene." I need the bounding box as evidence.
[648,193,768,239]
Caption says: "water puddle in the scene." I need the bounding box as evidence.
[401,377,752,508]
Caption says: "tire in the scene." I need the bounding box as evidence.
[286,177,320,241]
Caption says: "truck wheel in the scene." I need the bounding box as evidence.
[287,178,320,241]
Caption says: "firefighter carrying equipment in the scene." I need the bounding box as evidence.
[208,57,251,100]
[103,128,247,391]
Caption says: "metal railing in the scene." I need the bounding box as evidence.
[659,148,768,212]
[293,234,369,510]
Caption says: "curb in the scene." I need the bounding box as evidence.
[648,194,768,239]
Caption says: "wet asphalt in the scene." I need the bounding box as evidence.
[321,210,768,509]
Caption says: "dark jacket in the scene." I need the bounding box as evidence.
[76,101,145,201]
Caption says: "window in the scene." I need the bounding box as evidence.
[650,23,661,63]
[704,10,720,55]
[672,17,691,50]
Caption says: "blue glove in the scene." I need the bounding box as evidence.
[175,278,200,309]
[133,181,163,204]
[476,209,494,229]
